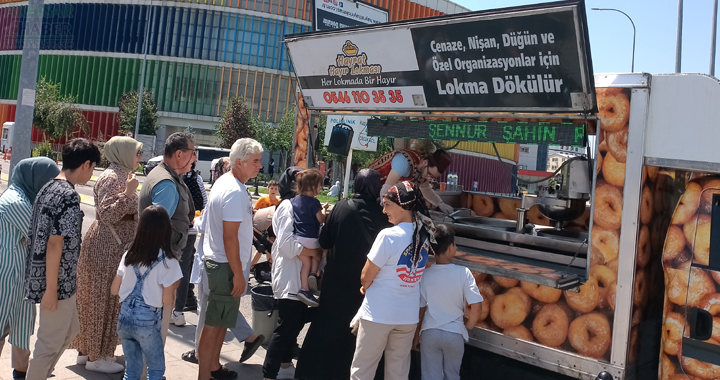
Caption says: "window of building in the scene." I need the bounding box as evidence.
[552,158,558,163]
[520,147,530,153]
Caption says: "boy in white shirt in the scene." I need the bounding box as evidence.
[413,224,483,380]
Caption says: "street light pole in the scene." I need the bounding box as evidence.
[592,8,636,72]
[134,5,154,138]
[711,0,718,76]
[676,0,684,73]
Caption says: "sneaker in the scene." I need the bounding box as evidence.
[172,311,186,326]
[297,290,319,307]
[277,364,296,379]
[76,355,88,365]
[239,334,265,362]
[85,359,125,373]
[12,369,26,379]
[308,273,319,293]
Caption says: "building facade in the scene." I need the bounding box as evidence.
[0,0,467,149]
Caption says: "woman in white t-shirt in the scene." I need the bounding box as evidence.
[351,181,437,380]
[110,206,182,380]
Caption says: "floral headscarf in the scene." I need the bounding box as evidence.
[385,181,437,265]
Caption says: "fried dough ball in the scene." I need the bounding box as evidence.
[662,312,688,356]
[491,293,529,329]
[637,225,651,268]
[640,186,654,225]
[521,282,562,304]
[663,225,687,262]
[492,275,519,289]
[527,205,551,226]
[568,313,612,359]
[594,184,623,230]
[506,287,532,315]
[602,150,626,188]
[472,194,495,217]
[683,214,713,266]
[503,325,534,342]
[699,179,720,214]
[591,226,620,263]
[607,127,629,163]
[672,182,702,225]
[498,198,521,220]
[597,88,630,132]
[564,277,600,313]
[532,304,569,347]
[590,265,617,309]
[666,263,715,308]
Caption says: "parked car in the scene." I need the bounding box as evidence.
[143,155,163,175]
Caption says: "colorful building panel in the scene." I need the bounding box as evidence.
[0,0,467,145]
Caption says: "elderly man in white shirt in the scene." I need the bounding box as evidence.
[196,138,263,380]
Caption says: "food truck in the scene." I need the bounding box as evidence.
[285,1,720,379]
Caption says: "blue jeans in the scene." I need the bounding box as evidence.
[117,298,165,380]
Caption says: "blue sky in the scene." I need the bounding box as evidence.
[451,0,719,75]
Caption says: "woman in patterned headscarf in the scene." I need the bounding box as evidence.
[0,157,59,379]
[350,181,436,380]
[71,136,142,374]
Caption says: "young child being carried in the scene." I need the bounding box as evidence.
[291,169,329,307]
[413,224,484,380]
[111,205,182,380]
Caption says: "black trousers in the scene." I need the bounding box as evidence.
[262,299,310,379]
[175,234,197,311]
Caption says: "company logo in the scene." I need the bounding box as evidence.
[327,41,382,79]
[395,242,429,284]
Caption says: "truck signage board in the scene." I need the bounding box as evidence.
[366,119,587,147]
[286,1,596,113]
[313,0,388,31]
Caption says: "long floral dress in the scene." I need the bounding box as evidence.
[70,164,138,360]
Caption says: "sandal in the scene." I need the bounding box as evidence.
[240,334,265,363]
[181,349,198,364]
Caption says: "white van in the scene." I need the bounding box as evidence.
[143,146,230,182]
[1,122,14,153]
[196,146,230,181]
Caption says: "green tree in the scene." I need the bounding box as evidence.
[33,77,89,141]
[117,90,159,136]
[253,105,295,170]
[216,96,253,149]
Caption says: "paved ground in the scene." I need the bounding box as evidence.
[0,159,306,380]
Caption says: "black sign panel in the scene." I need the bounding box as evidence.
[286,1,596,113]
[410,10,586,110]
[366,118,587,147]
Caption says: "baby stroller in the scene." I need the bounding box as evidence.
[251,206,275,283]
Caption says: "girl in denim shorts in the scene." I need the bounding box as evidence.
[111,205,183,380]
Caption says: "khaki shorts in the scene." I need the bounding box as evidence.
[205,260,241,328]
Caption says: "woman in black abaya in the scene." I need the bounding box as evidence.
[295,169,391,380]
